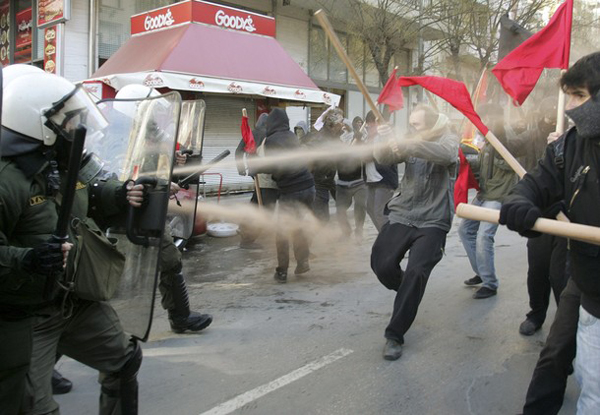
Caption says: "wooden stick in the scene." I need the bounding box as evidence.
[314,10,384,122]
[425,90,439,112]
[242,108,248,118]
[556,70,567,134]
[456,203,598,245]
[254,176,263,207]
[485,131,527,177]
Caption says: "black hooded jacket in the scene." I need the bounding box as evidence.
[255,108,314,194]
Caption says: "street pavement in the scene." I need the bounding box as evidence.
[55,195,578,415]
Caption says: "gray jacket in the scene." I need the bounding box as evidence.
[374,128,459,232]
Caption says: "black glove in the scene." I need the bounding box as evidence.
[22,241,65,276]
[499,201,542,238]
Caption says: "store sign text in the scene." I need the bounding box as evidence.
[214,10,256,33]
[144,9,174,31]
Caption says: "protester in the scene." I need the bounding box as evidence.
[507,98,569,335]
[250,108,315,283]
[459,103,518,299]
[500,51,600,414]
[294,120,309,141]
[335,116,367,239]
[371,104,458,361]
[304,108,343,222]
[236,113,280,249]
[364,111,398,232]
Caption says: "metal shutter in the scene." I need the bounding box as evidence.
[202,95,256,193]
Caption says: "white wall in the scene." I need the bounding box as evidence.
[64,0,89,82]
[275,14,309,71]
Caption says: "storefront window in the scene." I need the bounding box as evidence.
[364,50,379,87]
[328,32,347,83]
[309,26,327,81]
[14,0,32,63]
[347,36,364,86]
[98,0,173,64]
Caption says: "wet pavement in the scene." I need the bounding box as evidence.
[55,193,578,415]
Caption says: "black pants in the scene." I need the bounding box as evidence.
[276,187,315,271]
[523,278,580,415]
[371,223,447,343]
[525,234,569,326]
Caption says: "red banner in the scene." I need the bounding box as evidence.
[0,0,9,66]
[131,0,275,37]
[131,1,192,35]
[43,26,58,73]
[37,0,70,29]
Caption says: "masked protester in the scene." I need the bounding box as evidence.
[249,108,315,283]
[0,70,142,414]
[500,52,600,415]
[371,104,458,361]
[363,110,398,232]
[459,103,519,299]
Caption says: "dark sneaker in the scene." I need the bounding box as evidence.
[169,312,213,334]
[52,369,73,395]
[519,319,541,336]
[464,275,483,286]
[383,339,403,361]
[294,261,310,275]
[473,286,497,299]
[274,269,287,283]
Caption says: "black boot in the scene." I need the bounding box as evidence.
[52,369,73,395]
[168,273,213,334]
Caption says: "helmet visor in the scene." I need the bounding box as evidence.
[44,85,109,142]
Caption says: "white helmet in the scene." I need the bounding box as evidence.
[2,72,108,148]
[115,84,160,100]
[113,84,161,119]
[2,64,44,89]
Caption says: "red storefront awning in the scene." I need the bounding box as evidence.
[90,22,339,105]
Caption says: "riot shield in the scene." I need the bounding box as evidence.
[94,92,181,341]
[168,99,206,244]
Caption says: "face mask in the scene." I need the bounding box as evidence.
[565,92,600,139]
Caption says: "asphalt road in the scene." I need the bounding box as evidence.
[55,209,578,415]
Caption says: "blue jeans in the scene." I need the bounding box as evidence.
[458,197,501,290]
[575,306,600,414]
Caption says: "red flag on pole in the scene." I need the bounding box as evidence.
[492,0,573,105]
[398,76,489,135]
[241,114,256,154]
[377,68,404,111]
[454,148,480,209]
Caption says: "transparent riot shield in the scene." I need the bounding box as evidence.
[168,99,206,244]
[93,92,181,341]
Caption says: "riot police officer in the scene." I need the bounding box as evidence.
[0,71,142,414]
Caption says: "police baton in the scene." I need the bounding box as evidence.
[43,125,87,300]
[177,149,231,189]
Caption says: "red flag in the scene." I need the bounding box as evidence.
[398,76,489,136]
[463,69,488,145]
[492,0,573,105]
[454,148,480,209]
[241,115,256,154]
[378,68,404,112]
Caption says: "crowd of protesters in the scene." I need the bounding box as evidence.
[227,51,600,415]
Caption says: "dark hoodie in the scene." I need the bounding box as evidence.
[235,112,269,175]
[259,108,314,194]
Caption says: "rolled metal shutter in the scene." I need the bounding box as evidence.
[201,95,256,194]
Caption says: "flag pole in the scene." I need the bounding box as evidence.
[242,108,263,207]
[556,69,567,134]
[456,203,597,245]
[314,10,385,122]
